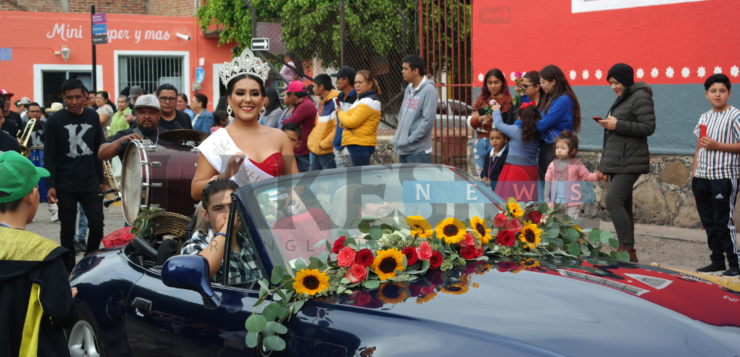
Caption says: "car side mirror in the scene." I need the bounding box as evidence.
[162,255,221,309]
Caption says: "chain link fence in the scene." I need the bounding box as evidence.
[250,0,419,131]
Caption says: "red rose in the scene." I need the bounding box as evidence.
[496,261,520,272]
[496,230,516,247]
[337,246,356,267]
[408,284,422,297]
[460,233,475,248]
[460,246,477,260]
[356,249,374,267]
[402,247,418,265]
[429,270,444,286]
[506,219,523,232]
[475,247,484,258]
[429,251,443,270]
[332,236,347,254]
[462,265,478,275]
[421,285,435,296]
[365,299,383,309]
[493,213,508,228]
[416,242,433,260]
[346,263,367,283]
[350,291,372,306]
[527,211,543,224]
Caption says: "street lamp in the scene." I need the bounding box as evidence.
[61,45,70,61]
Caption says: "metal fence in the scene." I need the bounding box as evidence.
[249,0,419,130]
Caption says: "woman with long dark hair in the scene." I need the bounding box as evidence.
[260,87,284,128]
[95,91,117,128]
[470,69,512,177]
[536,65,582,181]
[491,102,541,202]
[510,70,545,121]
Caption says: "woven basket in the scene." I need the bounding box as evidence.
[151,212,191,239]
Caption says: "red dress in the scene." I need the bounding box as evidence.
[495,163,539,202]
[249,152,284,177]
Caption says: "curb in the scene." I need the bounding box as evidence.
[667,268,740,292]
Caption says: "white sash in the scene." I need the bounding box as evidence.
[197,129,275,187]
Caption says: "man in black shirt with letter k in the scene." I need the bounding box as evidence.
[44,79,107,272]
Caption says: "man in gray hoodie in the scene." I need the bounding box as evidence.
[392,55,439,163]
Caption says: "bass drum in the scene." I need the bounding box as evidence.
[121,140,199,224]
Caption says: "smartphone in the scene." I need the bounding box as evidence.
[592,116,603,121]
[700,124,707,138]
[334,98,341,108]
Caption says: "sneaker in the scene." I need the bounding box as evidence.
[723,267,740,277]
[697,263,726,273]
[51,212,59,222]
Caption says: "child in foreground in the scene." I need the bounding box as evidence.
[480,128,509,191]
[544,130,598,218]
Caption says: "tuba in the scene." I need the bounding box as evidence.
[17,119,36,158]
[102,160,122,207]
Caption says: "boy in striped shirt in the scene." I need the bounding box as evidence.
[692,74,740,277]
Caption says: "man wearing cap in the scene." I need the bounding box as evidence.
[330,67,358,168]
[0,97,22,154]
[44,78,106,272]
[99,94,173,161]
[16,96,31,124]
[283,81,318,172]
[1,89,22,137]
[0,151,78,357]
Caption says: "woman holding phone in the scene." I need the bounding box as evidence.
[470,69,512,177]
[596,63,656,263]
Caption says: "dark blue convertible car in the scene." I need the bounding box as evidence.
[68,165,740,356]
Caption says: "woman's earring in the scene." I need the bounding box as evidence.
[227,106,234,121]
[260,107,266,115]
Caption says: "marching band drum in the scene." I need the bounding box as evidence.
[29,146,48,202]
[120,130,206,224]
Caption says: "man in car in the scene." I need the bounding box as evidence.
[181,178,262,284]
[98,94,173,161]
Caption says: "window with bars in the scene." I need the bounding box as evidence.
[118,55,184,95]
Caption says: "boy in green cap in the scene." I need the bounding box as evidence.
[0,151,78,357]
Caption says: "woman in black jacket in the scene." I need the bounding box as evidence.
[596,63,656,263]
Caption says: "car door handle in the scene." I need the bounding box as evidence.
[132,297,152,313]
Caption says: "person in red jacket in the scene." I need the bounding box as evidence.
[283,81,318,172]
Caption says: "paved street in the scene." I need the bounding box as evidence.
[25,202,716,273]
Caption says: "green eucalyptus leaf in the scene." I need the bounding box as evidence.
[421,259,430,272]
[358,221,370,234]
[338,229,349,239]
[271,265,285,285]
[361,215,377,222]
[318,251,329,263]
[292,300,305,313]
[369,225,383,240]
[610,251,619,260]
[581,243,590,255]
[245,314,267,333]
[262,303,281,321]
[566,228,579,240]
[308,257,323,270]
[609,238,619,250]
[337,286,346,294]
[246,331,260,348]
[547,228,560,238]
[350,216,362,227]
[568,242,580,256]
[294,258,307,271]
[402,255,408,270]
[264,335,286,351]
[364,280,380,289]
[313,239,327,248]
[341,277,351,284]
[269,321,288,334]
[618,251,630,262]
[275,288,287,301]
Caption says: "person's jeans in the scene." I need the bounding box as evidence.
[58,190,105,272]
[346,145,375,167]
[399,152,431,164]
[334,147,349,168]
[75,202,88,242]
[295,154,310,173]
[474,137,493,177]
[309,152,336,171]
[605,173,640,248]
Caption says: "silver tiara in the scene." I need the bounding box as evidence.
[219,47,270,88]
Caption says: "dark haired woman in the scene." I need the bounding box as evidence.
[510,70,545,122]
[336,70,382,167]
[596,63,656,262]
[177,93,196,122]
[191,48,300,201]
[95,91,117,129]
[536,65,582,181]
[491,102,541,202]
[470,69,512,177]
[260,87,284,128]
[192,93,214,134]
[280,51,305,83]
[210,110,229,134]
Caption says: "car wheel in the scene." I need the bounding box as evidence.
[68,319,103,357]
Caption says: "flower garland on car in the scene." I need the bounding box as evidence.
[244,198,628,351]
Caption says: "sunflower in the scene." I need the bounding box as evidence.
[573,224,582,232]
[406,216,432,239]
[518,222,542,250]
[520,258,540,269]
[293,268,330,296]
[470,216,492,244]
[416,292,437,304]
[440,284,470,295]
[508,202,524,218]
[377,283,408,304]
[372,248,405,281]
[435,218,467,244]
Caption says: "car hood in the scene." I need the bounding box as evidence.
[310,259,740,356]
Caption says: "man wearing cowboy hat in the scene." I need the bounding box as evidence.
[99,94,174,161]
[1,89,22,137]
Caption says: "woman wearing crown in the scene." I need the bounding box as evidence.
[191,48,301,201]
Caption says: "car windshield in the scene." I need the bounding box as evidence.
[245,165,505,268]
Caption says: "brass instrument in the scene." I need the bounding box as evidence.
[17,118,36,157]
[103,160,122,207]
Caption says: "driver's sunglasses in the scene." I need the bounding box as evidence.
[159,97,177,103]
